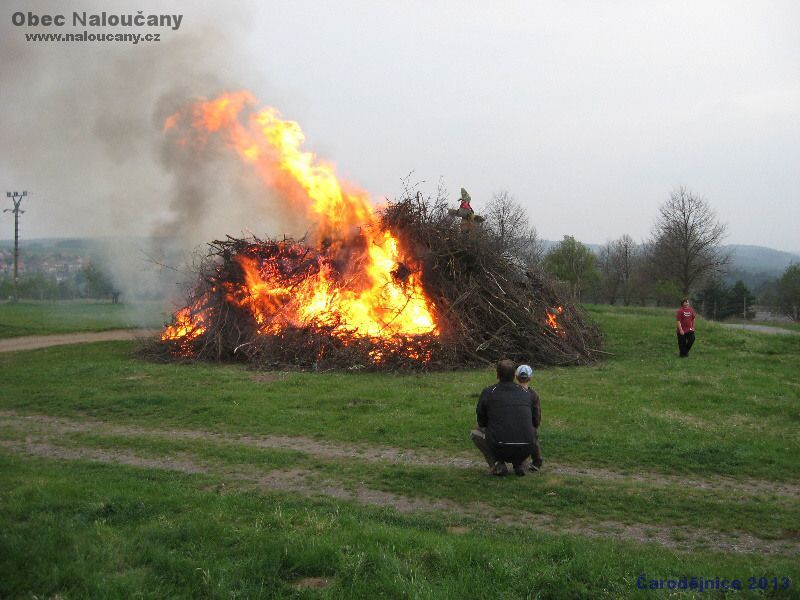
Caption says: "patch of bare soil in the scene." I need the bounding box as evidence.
[0,440,208,474]
[0,329,159,353]
[2,410,798,501]
[446,526,470,535]
[249,372,286,384]
[1,436,798,556]
[292,577,333,590]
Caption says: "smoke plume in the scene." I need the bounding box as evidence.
[0,0,308,310]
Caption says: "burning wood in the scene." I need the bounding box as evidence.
[155,91,602,370]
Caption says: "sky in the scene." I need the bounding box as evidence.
[1,0,799,252]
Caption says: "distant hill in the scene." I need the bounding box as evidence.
[724,244,800,275]
[721,245,800,290]
[4,237,798,290]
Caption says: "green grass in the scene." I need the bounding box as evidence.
[2,307,798,480]
[1,303,799,597]
[21,428,796,540]
[2,455,797,599]
[0,300,167,338]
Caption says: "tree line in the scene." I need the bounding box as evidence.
[481,187,799,322]
[0,263,117,301]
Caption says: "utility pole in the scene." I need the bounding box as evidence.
[4,191,27,303]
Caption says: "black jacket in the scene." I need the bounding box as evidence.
[476,382,536,460]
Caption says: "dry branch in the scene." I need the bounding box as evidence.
[150,191,603,371]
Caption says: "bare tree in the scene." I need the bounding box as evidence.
[649,187,730,295]
[597,243,619,304]
[517,227,546,269]
[598,234,641,305]
[484,191,527,240]
[627,245,652,306]
[483,191,545,268]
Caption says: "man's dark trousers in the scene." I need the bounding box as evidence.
[677,331,695,357]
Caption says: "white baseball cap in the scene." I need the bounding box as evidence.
[516,364,533,380]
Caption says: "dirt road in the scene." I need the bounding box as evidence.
[0,329,160,353]
[722,323,798,335]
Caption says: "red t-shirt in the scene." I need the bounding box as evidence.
[676,306,695,332]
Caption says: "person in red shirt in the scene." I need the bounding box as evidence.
[456,188,477,233]
[676,297,696,357]
[458,188,474,215]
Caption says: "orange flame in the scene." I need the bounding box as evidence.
[162,303,207,342]
[546,306,564,335]
[162,92,437,349]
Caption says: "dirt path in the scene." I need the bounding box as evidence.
[2,410,799,500]
[722,323,799,335]
[1,437,796,556]
[0,329,159,353]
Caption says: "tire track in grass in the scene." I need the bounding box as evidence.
[2,410,798,500]
[1,438,798,557]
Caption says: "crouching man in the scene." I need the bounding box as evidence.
[470,359,537,476]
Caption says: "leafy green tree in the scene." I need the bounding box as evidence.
[693,279,756,320]
[543,235,600,302]
[728,280,756,320]
[652,279,682,307]
[82,263,114,299]
[0,278,12,300]
[777,264,800,321]
[17,275,60,300]
[693,279,730,320]
[57,278,81,300]
[756,279,779,307]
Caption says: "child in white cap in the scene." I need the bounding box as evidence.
[516,364,543,472]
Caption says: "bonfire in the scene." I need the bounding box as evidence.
[157,92,602,370]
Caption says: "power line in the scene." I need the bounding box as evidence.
[4,191,27,303]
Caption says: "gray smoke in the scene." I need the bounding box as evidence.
[0,0,308,315]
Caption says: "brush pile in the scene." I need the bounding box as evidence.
[379,193,603,367]
[155,192,602,371]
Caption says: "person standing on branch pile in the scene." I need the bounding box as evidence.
[457,188,475,232]
[471,359,538,477]
[448,188,484,232]
[458,188,474,216]
[676,297,696,357]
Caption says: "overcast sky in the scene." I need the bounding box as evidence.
[2,1,799,252]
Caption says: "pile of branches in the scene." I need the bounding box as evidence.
[381,193,602,367]
[152,193,602,370]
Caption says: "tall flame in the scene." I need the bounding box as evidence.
[162,92,437,345]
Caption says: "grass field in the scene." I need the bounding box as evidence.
[1,304,798,598]
[0,300,168,338]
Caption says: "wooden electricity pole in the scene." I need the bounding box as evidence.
[4,191,27,303]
